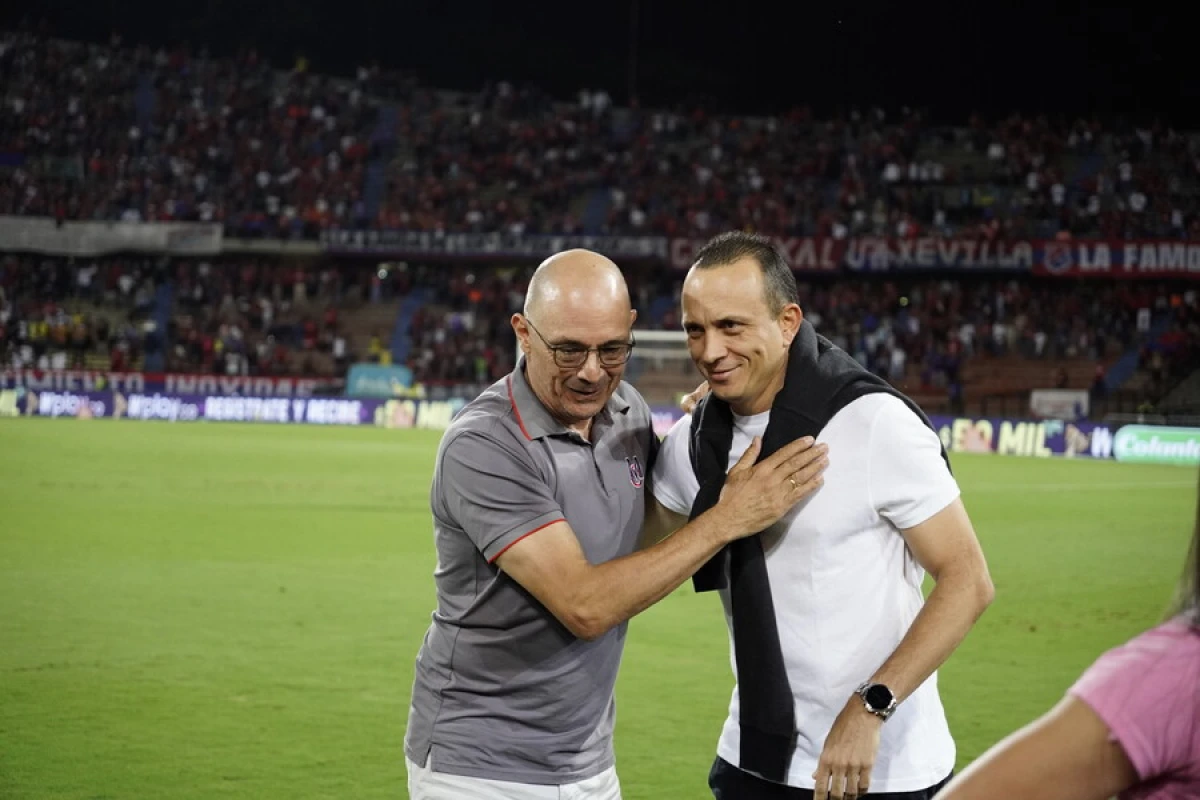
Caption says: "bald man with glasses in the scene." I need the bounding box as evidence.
[404,249,829,799]
[522,316,637,373]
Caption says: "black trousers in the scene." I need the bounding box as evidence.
[709,756,952,800]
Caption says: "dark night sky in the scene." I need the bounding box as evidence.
[3,1,1194,126]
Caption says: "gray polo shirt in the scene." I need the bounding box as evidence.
[404,364,657,785]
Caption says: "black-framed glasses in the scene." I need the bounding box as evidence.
[523,318,635,369]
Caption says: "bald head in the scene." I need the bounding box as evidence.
[515,249,636,431]
[523,249,631,322]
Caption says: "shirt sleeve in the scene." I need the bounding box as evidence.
[1068,620,1200,782]
[866,395,961,530]
[650,414,700,517]
[436,429,565,563]
[646,419,662,472]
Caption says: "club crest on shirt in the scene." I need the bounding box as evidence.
[626,455,645,488]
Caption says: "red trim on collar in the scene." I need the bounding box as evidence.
[507,375,533,440]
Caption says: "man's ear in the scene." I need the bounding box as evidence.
[779,304,803,345]
[512,313,531,355]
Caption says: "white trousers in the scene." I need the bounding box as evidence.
[406,756,622,800]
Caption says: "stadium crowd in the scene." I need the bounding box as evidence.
[4,29,1200,242]
[0,254,366,377]
[1,27,1197,411]
[6,253,1193,413]
[0,253,162,372]
[1,30,377,238]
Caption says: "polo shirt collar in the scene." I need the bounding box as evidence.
[507,357,631,441]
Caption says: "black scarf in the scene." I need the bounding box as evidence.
[686,319,948,783]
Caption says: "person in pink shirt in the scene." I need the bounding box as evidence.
[939,468,1200,800]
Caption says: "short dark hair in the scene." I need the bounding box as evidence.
[691,231,798,316]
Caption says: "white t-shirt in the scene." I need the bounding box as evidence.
[652,393,960,792]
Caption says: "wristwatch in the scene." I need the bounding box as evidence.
[855,681,898,721]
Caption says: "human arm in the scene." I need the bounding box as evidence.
[637,417,688,548]
[496,434,826,640]
[940,618,1197,800]
[498,501,735,641]
[935,695,1136,800]
[814,401,994,799]
[638,383,712,547]
[643,381,715,544]
[814,499,995,799]
[863,498,995,700]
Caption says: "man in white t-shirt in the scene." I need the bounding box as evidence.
[650,231,994,800]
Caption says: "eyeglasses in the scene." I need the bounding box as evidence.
[523,318,635,369]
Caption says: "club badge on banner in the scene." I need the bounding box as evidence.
[666,236,1200,278]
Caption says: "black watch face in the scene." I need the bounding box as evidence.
[865,684,893,710]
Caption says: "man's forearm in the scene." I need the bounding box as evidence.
[867,570,993,702]
[568,508,731,640]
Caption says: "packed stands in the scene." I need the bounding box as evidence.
[2,28,1197,418]
[1,31,375,238]
[4,29,1200,242]
[5,252,1195,416]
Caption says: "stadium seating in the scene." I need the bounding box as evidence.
[5,252,1195,418]
[4,30,1200,241]
[1,28,1196,418]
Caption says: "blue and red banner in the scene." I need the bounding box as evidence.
[0,370,344,397]
[666,236,1200,278]
[0,388,465,431]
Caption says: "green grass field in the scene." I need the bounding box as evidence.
[1,418,1196,799]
